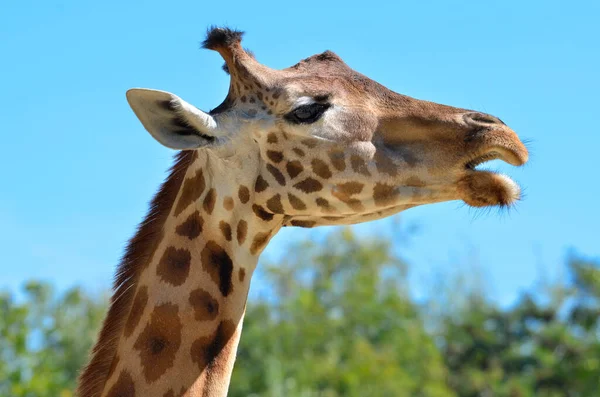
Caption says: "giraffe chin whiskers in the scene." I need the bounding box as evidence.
[457,171,521,208]
[456,142,527,208]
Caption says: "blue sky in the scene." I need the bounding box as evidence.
[1,0,598,305]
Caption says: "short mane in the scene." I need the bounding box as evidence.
[202,26,244,51]
[77,150,196,397]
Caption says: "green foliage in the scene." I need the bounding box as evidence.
[0,230,599,396]
[0,282,107,397]
[437,256,600,397]
[231,228,453,397]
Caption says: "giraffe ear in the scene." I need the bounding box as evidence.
[126,88,224,150]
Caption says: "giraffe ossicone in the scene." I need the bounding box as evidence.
[79,27,528,397]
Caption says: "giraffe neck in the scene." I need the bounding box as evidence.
[80,150,283,397]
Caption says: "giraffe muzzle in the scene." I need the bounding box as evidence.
[456,117,528,207]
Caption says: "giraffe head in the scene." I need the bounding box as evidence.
[127,27,528,228]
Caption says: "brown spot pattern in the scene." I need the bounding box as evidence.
[174,169,205,217]
[405,176,426,187]
[350,155,371,176]
[105,370,135,397]
[311,158,332,179]
[203,188,216,215]
[328,151,346,171]
[254,175,269,193]
[77,151,195,397]
[293,148,305,157]
[201,241,234,297]
[316,197,335,213]
[294,178,323,193]
[190,320,237,373]
[250,232,271,254]
[301,139,317,148]
[374,150,398,176]
[189,288,219,321]
[223,196,234,211]
[267,133,278,144]
[267,150,284,163]
[286,161,304,179]
[337,181,365,196]
[252,204,274,221]
[331,182,366,212]
[288,193,307,211]
[267,164,286,186]
[236,220,248,244]
[156,247,191,287]
[291,220,317,228]
[239,268,246,282]
[266,194,284,213]
[133,303,182,383]
[345,199,365,212]
[238,185,250,204]
[175,211,203,240]
[373,183,398,207]
[124,286,148,338]
[219,221,232,241]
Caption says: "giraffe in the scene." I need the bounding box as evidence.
[78,27,528,397]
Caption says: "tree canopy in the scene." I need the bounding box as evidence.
[1,229,598,396]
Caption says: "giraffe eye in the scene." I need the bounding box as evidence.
[285,103,330,124]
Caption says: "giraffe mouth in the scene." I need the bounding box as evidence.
[458,146,527,207]
[465,151,503,170]
[463,146,527,171]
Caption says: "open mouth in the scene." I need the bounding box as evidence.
[458,145,528,208]
[465,151,503,170]
[464,146,528,171]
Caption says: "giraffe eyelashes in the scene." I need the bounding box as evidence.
[284,103,331,124]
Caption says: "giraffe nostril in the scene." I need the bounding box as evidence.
[464,112,505,126]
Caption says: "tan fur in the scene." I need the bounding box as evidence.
[78,27,528,397]
[78,151,194,397]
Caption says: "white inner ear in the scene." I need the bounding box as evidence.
[169,97,219,133]
[126,88,223,150]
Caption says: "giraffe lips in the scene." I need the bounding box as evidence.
[457,171,521,207]
[464,146,527,170]
[458,145,527,207]
[465,151,504,170]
